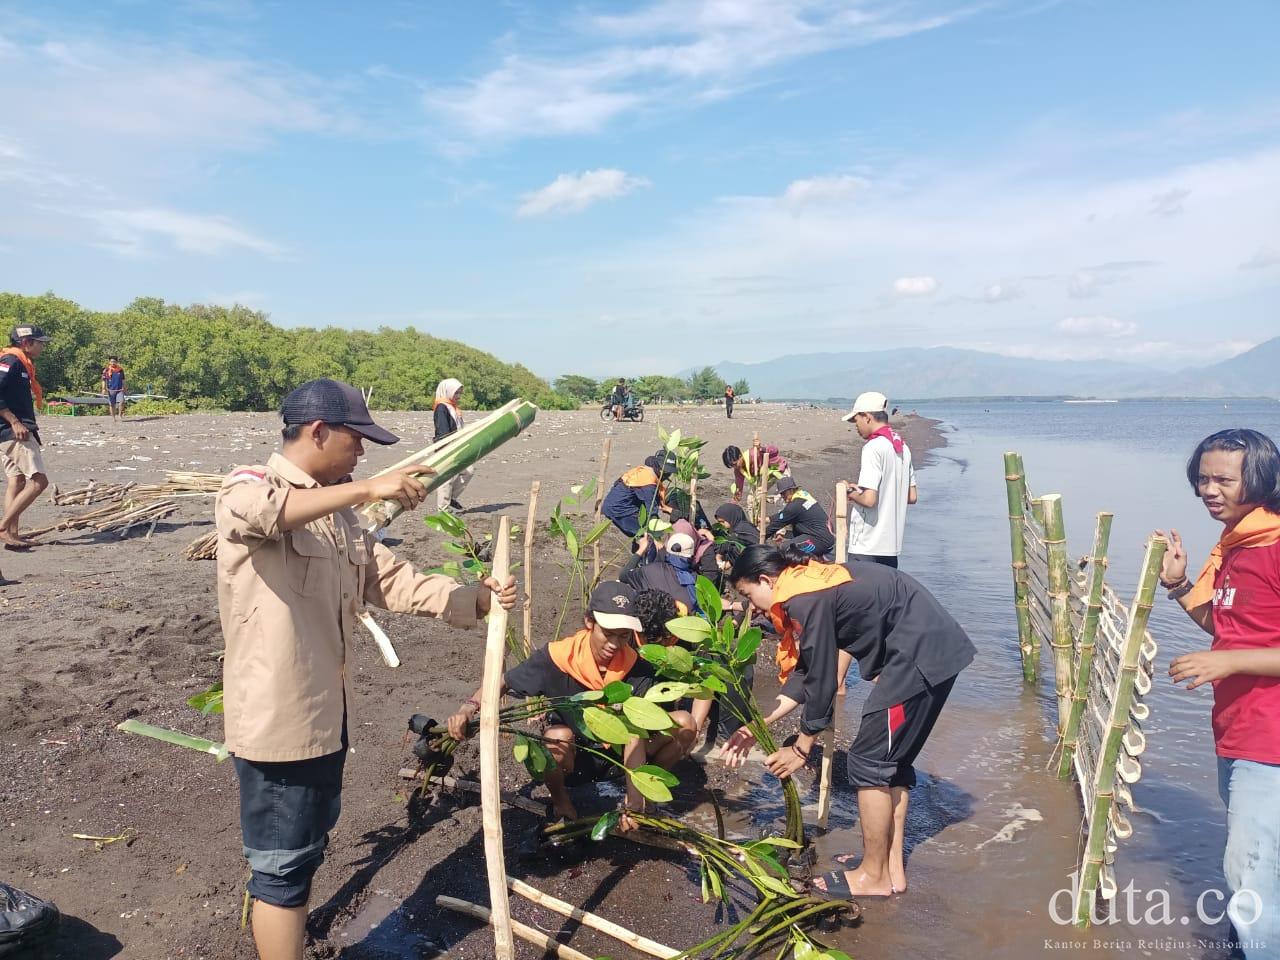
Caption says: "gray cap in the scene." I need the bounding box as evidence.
[775,476,798,494]
[280,378,398,445]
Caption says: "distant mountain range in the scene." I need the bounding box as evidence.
[709,337,1280,401]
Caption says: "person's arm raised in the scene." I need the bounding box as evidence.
[279,465,432,532]
[1155,528,1214,635]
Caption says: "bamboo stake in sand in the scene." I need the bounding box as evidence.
[522,480,540,657]
[752,433,767,543]
[688,475,698,528]
[436,896,591,960]
[591,438,612,582]
[480,516,515,960]
[817,479,850,830]
[506,876,679,959]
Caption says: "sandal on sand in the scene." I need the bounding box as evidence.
[812,870,892,901]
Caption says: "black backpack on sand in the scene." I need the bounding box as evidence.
[0,883,59,958]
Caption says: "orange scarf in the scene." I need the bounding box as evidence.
[770,562,853,682]
[0,346,42,410]
[1185,507,1280,609]
[547,628,637,690]
[431,398,458,410]
[621,465,659,488]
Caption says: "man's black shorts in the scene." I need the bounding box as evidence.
[847,676,955,789]
[234,748,346,908]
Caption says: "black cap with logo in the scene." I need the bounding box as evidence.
[9,325,51,345]
[280,378,399,446]
[587,580,644,631]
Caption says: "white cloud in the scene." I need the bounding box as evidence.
[1150,186,1190,217]
[1240,246,1280,270]
[1057,315,1137,338]
[782,175,865,209]
[82,208,286,258]
[423,1,976,142]
[983,282,1022,302]
[1067,270,1099,298]
[892,275,939,297]
[516,168,650,217]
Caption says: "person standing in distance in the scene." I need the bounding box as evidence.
[0,325,52,551]
[842,391,916,568]
[432,377,472,513]
[216,378,517,960]
[101,355,127,423]
[724,384,735,419]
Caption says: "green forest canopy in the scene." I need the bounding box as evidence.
[1,292,749,412]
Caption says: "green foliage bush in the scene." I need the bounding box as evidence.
[1,291,577,413]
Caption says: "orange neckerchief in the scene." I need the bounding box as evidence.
[0,346,42,410]
[547,628,638,690]
[769,562,853,682]
[103,362,123,376]
[431,398,458,410]
[1185,507,1280,609]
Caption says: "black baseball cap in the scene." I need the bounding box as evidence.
[280,378,399,445]
[775,476,798,494]
[587,580,643,631]
[10,325,51,345]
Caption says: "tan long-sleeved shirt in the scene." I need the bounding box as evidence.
[215,452,480,762]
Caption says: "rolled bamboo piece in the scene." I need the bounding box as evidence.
[117,718,229,761]
[359,401,537,533]
[358,609,400,668]
[479,516,515,960]
[817,724,836,830]
[834,480,849,564]
[1041,494,1074,735]
[688,475,698,530]
[591,439,612,582]
[1057,511,1113,779]
[436,896,592,960]
[506,877,679,959]
[1003,452,1037,683]
[522,480,540,657]
[1073,534,1166,928]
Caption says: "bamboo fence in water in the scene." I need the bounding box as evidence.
[1003,451,1165,927]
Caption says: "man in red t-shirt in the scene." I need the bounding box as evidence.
[1158,428,1280,958]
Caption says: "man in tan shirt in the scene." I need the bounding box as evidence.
[216,378,515,960]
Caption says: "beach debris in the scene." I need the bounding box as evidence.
[72,830,135,851]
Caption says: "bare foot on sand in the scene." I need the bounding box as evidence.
[834,853,906,893]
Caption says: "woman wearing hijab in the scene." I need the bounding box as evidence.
[432,378,472,512]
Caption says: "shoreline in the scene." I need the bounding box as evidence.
[0,405,945,959]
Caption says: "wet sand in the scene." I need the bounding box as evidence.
[1,404,947,959]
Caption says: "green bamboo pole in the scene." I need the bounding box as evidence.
[360,400,537,532]
[1057,511,1113,779]
[117,719,229,761]
[1074,534,1166,927]
[1003,453,1037,683]
[1041,494,1074,734]
[1030,497,1046,528]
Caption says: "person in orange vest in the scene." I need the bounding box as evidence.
[724,384,735,419]
[100,355,127,423]
[447,581,697,822]
[721,543,974,901]
[601,453,675,539]
[1,325,52,551]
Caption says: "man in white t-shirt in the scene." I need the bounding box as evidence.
[842,391,917,569]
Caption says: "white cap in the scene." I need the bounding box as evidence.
[841,391,889,422]
[665,532,696,556]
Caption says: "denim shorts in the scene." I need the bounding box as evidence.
[233,748,346,908]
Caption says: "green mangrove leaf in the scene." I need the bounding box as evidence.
[700,674,727,694]
[666,617,713,644]
[628,768,674,803]
[582,707,633,745]
[644,681,692,703]
[695,577,722,621]
[591,810,620,841]
[424,512,466,538]
[582,519,613,547]
[621,697,673,731]
[603,680,633,704]
[754,836,803,849]
[707,863,724,902]
[757,875,797,898]
[665,645,694,674]
[186,682,224,715]
[634,764,678,787]
[564,526,579,559]
[528,740,554,777]
[820,951,855,960]
[793,944,820,960]
[568,689,604,702]
[512,734,530,763]
[735,628,762,663]
[637,643,668,665]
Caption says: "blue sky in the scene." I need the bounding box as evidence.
[2,0,1278,379]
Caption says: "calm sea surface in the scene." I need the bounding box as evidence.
[810,398,1280,959]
